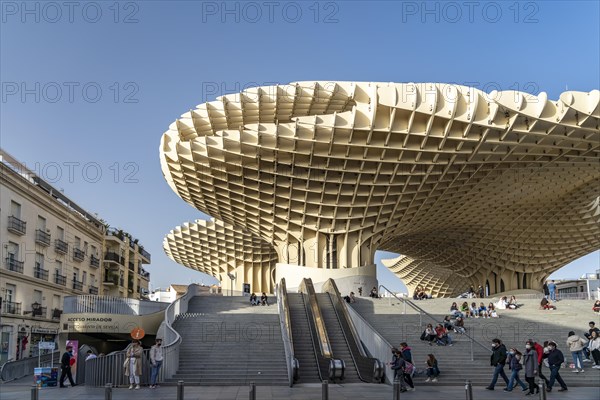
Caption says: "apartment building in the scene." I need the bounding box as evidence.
[0,150,105,363]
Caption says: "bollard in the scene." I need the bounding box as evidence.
[30,386,39,400]
[538,379,547,400]
[249,382,256,400]
[322,380,329,400]
[465,380,473,400]
[392,379,401,400]
[177,380,184,400]
[105,383,113,400]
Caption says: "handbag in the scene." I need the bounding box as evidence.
[123,358,129,369]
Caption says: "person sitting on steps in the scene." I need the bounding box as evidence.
[420,323,437,344]
[540,297,556,310]
[260,292,269,306]
[425,354,440,382]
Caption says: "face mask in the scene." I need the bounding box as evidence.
[525,345,531,350]
[509,351,515,355]
[492,344,497,348]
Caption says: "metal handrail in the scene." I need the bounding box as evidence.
[276,279,296,386]
[0,350,59,382]
[299,279,332,358]
[378,284,491,355]
[322,279,383,383]
[63,295,169,315]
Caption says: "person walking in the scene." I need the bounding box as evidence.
[546,341,568,392]
[533,340,549,386]
[547,280,557,301]
[542,282,549,299]
[504,348,527,392]
[59,344,76,388]
[399,342,415,391]
[524,341,539,395]
[566,330,587,373]
[124,340,143,390]
[389,348,407,392]
[149,338,163,389]
[486,338,509,390]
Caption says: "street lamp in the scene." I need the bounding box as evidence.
[227,272,236,297]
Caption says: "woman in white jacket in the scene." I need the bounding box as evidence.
[566,331,588,373]
[589,330,600,369]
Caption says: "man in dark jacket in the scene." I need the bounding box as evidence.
[59,345,76,388]
[546,341,568,392]
[486,338,509,390]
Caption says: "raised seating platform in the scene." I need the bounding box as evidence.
[351,296,600,387]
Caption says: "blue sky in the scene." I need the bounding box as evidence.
[1,1,599,293]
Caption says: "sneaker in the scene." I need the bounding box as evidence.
[409,388,415,391]
[592,365,600,369]
[135,385,140,390]
[485,387,494,390]
[448,343,453,346]
[572,369,579,373]
[432,378,438,382]
[583,359,592,363]
[579,369,584,373]
[558,387,568,392]
[425,378,431,382]
[129,385,133,390]
[503,388,511,392]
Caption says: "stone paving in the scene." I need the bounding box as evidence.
[1,378,599,400]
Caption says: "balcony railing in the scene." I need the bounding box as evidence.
[73,248,85,262]
[72,280,84,291]
[139,247,151,262]
[55,272,67,286]
[89,286,99,295]
[34,268,49,281]
[2,301,21,315]
[103,273,119,286]
[54,239,68,254]
[140,270,150,279]
[51,308,63,320]
[5,257,24,273]
[128,262,135,271]
[28,305,47,318]
[104,251,124,266]
[90,255,100,268]
[35,229,51,246]
[7,216,26,235]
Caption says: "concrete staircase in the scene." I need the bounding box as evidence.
[287,293,321,383]
[351,297,600,388]
[316,293,362,383]
[168,296,289,385]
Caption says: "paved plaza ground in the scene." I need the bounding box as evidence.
[1,378,599,400]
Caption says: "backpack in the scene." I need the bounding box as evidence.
[403,361,415,376]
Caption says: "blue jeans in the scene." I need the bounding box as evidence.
[549,290,556,301]
[548,365,567,390]
[571,350,584,369]
[150,360,163,385]
[506,369,527,391]
[489,364,509,388]
[426,366,440,377]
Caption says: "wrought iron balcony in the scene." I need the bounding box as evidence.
[5,257,24,273]
[72,280,84,291]
[35,229,51,246]
[55,272,67,286]
[51,308,63,320]
[104,251,124,266]
[138,247,151,263]
[34,267,49,281]
[7,216,26,235]
[128,262,135,271]
[54,239,68,254]
[140,269,150,279]
[88,286,99,295]
[73,248,85,262]
[90,255,100,268]
[2,301,21,315]
[28,303,47,318]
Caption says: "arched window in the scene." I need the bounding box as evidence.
[500,279,506,293]
[522,274,527,289]
[485,280,490,297]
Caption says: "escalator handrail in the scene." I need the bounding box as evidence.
[322,279,381,383]
[276,278,295,386]
[299,278,333,358]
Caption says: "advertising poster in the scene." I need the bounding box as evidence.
[66,340,78,381]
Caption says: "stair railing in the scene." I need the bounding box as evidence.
[276,278,298,386]
[322,279,384,383]
[378,284,491,360]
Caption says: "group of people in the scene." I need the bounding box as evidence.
[343,291,357,303]
[389,342,440,392]
[413,285,432,300]
[249,292,269,306]
[449,301,499,319]
[466,285,486,298]
[420,323,454,346]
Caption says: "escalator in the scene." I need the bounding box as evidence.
[316,293,362,383]
[287,293,321,383]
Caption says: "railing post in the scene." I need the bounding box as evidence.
[470,336,474,361]
[403,299,406,314]
[538,379,547,400]
[465,379,473,400]
[105,383,113,400]
[322,380,329,400]
[30,386,39,400]
[177,380,184,400]
[249,382,256,400]
[393,378,401,400]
